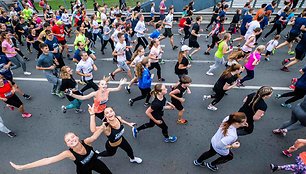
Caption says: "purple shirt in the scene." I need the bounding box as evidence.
[160,1,166,14]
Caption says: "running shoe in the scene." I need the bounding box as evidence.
[187,55,193,61]
[109,72,115,80]
[262,37,266,42]
[204,52,210,55]
[144,103,150,107]
[129,99,134,106]
[130,157,142,164]
[7,132,17,138]
[288,51,295,55]
[281,103,292,108]
[265,58,270,61]
[75,109,84,114]
[205,162,218,172]
[132,127,138,138]
[51,90,57,95]
[23,94,31,100]
[23,72,31,76]
[206,72,214,76]
[159,59,165,64]
[22,112,32,118]
[56,92,65,98]
[125,86,131,94]
[275,94,281,99]
[78,81,86,85]
[180,38,184,45]
[289,85,296,90]
[61,105,67,113]
[164,136,177,143]
[177,119,188,125]
[280,66,290,72]
[173,45,178,50]
[272,49,276,55]
[270,164,278,172]
[158,78,165,82]
[6,104,14,111]
[203,95,211,100]
[193,160,205,167]
[281,59,289,65]
[282,150,292,157]
[207,104,217,111]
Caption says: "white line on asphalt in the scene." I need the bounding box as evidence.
[13,77,291,91]
[95,58,215,63]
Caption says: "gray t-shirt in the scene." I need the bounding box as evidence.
[211,116,238,156]
[103,26,111,40]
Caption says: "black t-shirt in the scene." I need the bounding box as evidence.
[15,22,28,33]
[231,14,240,24]
[213,74,238,91]
[190,23,200,41]
[238,92,267,125]
[175,56,189,75]
[133,6,141,12]
[151,97,167,119]
[60,76,82,101]
[171,83,187,101]
[184,18,192,30]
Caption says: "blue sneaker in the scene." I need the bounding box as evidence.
[164,136,177,143]
[132,127,138,138]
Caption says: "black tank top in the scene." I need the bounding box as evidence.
[69,140,97,166]
[173,83,186,98]
[106,117,125,143]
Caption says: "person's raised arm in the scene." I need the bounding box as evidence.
[69,91,96,101]
[108,78,127,92]
[117,116,136,128]
[10,150,72,171]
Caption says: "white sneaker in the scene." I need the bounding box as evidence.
[203,95,211,100]
[206,72,214,76]
[209,65,213,68]
[130,157,142,164]
[24,72,31,76]
[207,104,217,111]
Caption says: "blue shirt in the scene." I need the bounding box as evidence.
[149,29,161,39]
[276,12,287,25]
[296,32,306,50]
[44,37,60,58]
[260,16,269,29]
[218,10,226,19]
[241,14,253,31]
[138,68,152,89]
[0,55,12,79]
[296,66,306,89]
[73,49,82,62]
[265,4,274,13]
[37,52,54,69]
[290,17,306,36]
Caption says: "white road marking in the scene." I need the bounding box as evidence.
[95,57,215,63]
[13,77,291,91]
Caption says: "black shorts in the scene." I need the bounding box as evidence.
[163,28,173,38]
[5,94,23,108]
[265,50,272,56]
[65,24,72,29]
[58,39,67,45]
[4,76,15,85]
[189,40,200,48]
[295,47,306,61]
[171,98,184,111]
[287,33,299,43]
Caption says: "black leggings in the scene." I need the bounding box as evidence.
[134,37,148,51]
[137,118,169,138]
[183,27,191,40]
[209,35,220,49]
[197,144,234,166]
[132,87,151,103]
[206,16,217,29]
[280,87,306,104]
[76,159,112,174]
[99,137,134,159]
[264,23,282,38]
[148,62,162,79]
[81,79,99,93]
[211,88,226,106]
[240,68,254,84]
[101,39,115,52]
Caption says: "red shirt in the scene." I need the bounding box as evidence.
[0,81,13,98]
[52,24,65,41]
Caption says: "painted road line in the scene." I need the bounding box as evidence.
[96,57,215,63]
[13,77,291,91]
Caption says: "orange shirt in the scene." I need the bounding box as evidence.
[300,152,306,164]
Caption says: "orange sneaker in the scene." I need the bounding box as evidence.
[177,119,188,125]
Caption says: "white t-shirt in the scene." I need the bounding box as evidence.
[111,29,120,43]
[149,45,162,63]
[245,21,260,36]
[61,13,70,25]
[92,20,100,34]
[115,41,127,62]
[150,6,155,13]
[211,116,238,156]
[132,55,144,65]
[266,39,279,52]
[164,14,173,28]
[76,58,94,81]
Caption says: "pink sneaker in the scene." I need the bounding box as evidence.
[282,150,292,157]
[22,112,32,118]
[6,104,14,111]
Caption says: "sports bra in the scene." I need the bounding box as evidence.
[69,140,97,166]
[106,117,125,143]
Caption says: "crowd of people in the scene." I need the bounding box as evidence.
[0,0,306,173]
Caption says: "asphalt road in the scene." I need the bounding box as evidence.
[0,24,305,174]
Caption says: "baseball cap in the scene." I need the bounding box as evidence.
[181,45,192,51]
